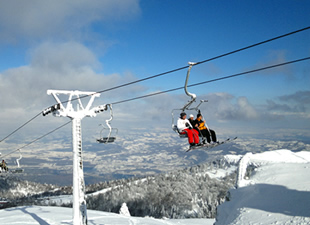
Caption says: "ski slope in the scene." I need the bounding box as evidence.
[1,149,309,225]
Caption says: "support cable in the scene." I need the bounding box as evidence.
[111,56,310,105]
[1,120,71,159]
[194,26,310,66]
[1,26,309,144]
[0,112,42,143]
[65,26,310,102]
[1,56,309,156]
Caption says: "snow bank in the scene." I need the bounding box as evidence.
[216,150,310,225]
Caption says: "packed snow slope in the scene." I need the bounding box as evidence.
[216,149,310,225]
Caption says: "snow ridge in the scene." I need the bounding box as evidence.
[236,152,252,188]
[236,149,310,188]
[216,149,310,225]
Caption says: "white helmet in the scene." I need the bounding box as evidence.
[189,114,194,118]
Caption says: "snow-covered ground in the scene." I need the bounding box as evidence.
[216,149,310,225]
[0,206,215,225]
[1,149,309,225]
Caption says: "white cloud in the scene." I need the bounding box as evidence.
[0,42,308,146]
[197,93,259,121]
[236,97,259,119]
[0,0,141,42]
[262,91,310,125]
[0,41,146,133]
[247,50,294,77]
[279,91,310,105]
[196,91,309,126]
[29,42,100,70]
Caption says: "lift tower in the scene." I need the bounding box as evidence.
[43,90,107,225]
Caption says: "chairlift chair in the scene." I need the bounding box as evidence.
[11,150,24,173]
[171,102,207,138]
[171,62,237,151]
[0,149,24,174]
[97,126,118,143]
[96,104,118,144]
[171,62,208,138]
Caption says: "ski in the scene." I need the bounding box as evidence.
[186,137,237,152]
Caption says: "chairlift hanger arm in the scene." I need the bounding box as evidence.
[182,62,198,111]
[184,62,197,98]
[106,104,113,123]
[96,104,113,130]
[16,149,22,168]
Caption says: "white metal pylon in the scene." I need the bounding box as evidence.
[44,90,107,225]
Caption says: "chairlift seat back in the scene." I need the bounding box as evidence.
[97,137,116,143]
[12,168,24,173]
[172,125,187,138]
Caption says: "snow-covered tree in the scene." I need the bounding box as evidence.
[119,203,131,216]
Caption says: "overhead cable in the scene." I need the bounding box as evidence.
[194,26,310,66]
[0,112,42,143]
[111,56,310,105]
[1,26,309,144]
[1,120,71,159]
[1,56,309,155]
[68,26,310,102]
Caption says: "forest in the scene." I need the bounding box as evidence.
[86,159,237,218]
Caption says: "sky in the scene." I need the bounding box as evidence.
[0,0,310,183]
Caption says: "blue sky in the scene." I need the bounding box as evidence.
[0,0,309,146]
